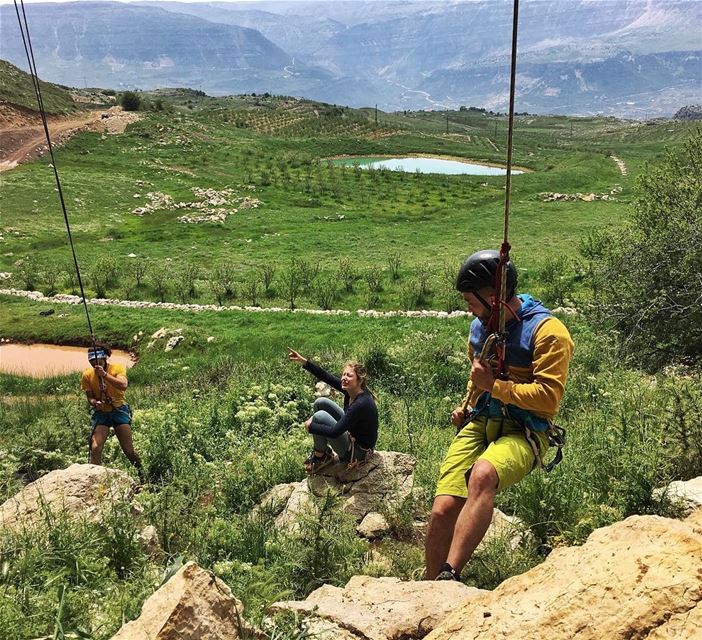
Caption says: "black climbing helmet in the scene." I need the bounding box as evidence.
[455,250,518,300]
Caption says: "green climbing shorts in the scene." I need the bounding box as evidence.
[435,415,548,497]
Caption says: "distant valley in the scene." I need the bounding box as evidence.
[0,0,700,117]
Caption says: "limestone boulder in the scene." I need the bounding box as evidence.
[426,511,702,640]
[111,561,253,640]
[258,451,415,530]
[481,508,531,551]
[357,512,390,539]
[314,381,334,397]
[655,476,702,515]
[646,600,702,639]
[0,463,135,532]
[270,575,482,640]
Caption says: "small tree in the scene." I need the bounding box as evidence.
[314,281,337,311]
[212,262,237,300]
[150,263,170,303]
[364,268,383,294]
[399,279,421,311]
[128,257,149,288]
[296,258,320,294]
[209,279,227,306]
[40,260,61,296]
[259,263,276,297]
[537,255,576,307]
[387,253,402,280]
[243,274,261,307]
[120,91,141,112]
[336,257,358,293]
[174,261,200,302]
[281,261,302,310]
[88,257,113,298]
[415,263,432,303]
[14,256,40,290]
[63,261,79,295]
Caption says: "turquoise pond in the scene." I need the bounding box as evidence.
[332,156,523,176]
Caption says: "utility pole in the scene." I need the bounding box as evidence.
[375,104,378,126]
[446,112,449,134]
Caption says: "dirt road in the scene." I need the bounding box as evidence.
[0,112,101,171]
[0,106,140,172]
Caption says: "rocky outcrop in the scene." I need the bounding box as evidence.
[655,476,702,515]
[426,509,702,639]
[257,451,415,530]
[357,512,390,539]
[270,575,482,640]
[0,463,135,532]
[674,105,702,121]
[482,508,530,551]
[111,562,253,640]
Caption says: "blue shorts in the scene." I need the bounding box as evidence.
[91,404,132,429]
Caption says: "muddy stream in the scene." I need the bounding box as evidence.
[0,344,135,378]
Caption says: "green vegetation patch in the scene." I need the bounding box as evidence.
[0,58,79,114]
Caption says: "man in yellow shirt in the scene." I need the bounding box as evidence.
[81,343,143,480]
[425,250,574,581]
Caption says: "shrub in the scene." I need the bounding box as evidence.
[387,253,402,280]
[259,263,276,297]
[119,91,141,112]
[14,255,39,290]
[582,131,702,369]
[336,257,358,293]
[88,256,120,298]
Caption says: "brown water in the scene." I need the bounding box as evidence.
[0,344,135,378]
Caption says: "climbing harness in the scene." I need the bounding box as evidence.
[346,435,373,471]
[457,0,565,471]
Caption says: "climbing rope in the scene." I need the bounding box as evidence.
[13,0,106,461]
[485,0,520,378]
[12,0,98,351]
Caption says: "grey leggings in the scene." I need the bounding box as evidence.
[310,397,352,460]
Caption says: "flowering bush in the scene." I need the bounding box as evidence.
[231,383,312,436]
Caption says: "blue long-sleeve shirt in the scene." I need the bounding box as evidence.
[303,359,378,449]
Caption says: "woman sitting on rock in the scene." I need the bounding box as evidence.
[288,348,378,474]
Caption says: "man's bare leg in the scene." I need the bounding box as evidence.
[114,424,143,471]
[425,494,465,579]
[90,425,109,465]
[445,459,499,574]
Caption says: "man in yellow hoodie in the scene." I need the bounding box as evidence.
[81,343,144,480]
[425,250,574,581]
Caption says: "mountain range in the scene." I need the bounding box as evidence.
[0,0,700,117]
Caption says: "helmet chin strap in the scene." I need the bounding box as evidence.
[473,292,493,317]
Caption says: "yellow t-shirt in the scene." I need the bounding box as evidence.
[80,363,127,411]
[463,316,574,421]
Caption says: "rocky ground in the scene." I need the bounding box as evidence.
[1,460,701,639]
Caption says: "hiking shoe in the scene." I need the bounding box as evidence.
[435,563,461,581]
[304,450,336,475]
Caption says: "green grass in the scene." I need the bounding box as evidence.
[0,59,79,114]
[2,97,695,311]
[1,292,699,638]
[1,93,700,638]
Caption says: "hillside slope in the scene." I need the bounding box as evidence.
[0,59,78,115]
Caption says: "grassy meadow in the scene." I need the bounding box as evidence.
[1,95,696,312]
[1,94,701,638]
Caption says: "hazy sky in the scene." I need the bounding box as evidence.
[0,0,276,4]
